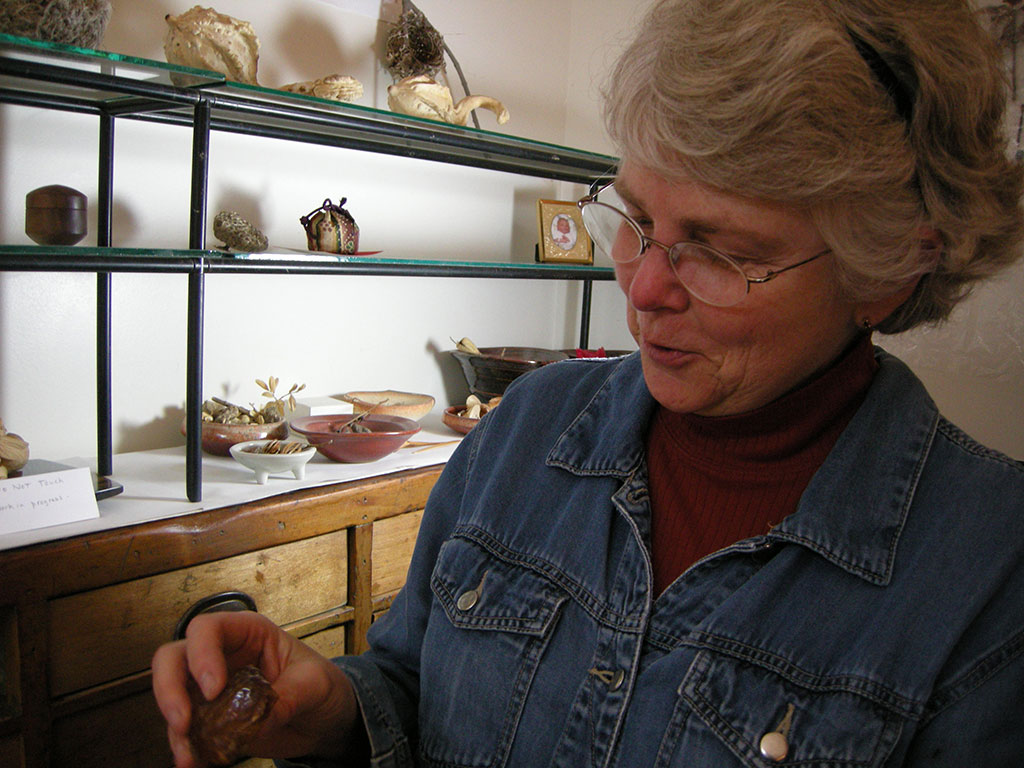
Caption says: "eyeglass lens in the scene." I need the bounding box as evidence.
[580,188,750,306]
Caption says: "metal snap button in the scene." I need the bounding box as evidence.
[760,703,794,762]
[608,669,625,691]
[456,589,479,611]
[759,731,788,761]
[588,667,626,690]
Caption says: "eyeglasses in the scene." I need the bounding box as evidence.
[577,182,829,307]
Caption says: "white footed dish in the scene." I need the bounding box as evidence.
[229,439,316,484]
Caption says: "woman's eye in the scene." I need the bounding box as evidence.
[627,212,654,231]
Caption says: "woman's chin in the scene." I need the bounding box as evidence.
[640,355,715,414]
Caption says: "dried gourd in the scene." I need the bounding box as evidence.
[0,418,29,479]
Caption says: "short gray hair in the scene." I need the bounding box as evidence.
[604,0,1024,332]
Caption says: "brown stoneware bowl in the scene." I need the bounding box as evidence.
[451,346,568,399]
[442,406,480,435]
[289,414,420,463]
[338,390,435,421]
[181,418,289,456]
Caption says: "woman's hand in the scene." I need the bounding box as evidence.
[151,611,361,767]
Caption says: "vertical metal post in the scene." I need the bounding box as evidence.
[96,112,114,477]
[185,98,211,502]
[578,279,593,349]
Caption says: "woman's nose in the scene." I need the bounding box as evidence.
[621,240,691,312]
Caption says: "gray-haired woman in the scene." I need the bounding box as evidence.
[153,2,1024,765]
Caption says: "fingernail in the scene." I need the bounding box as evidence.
[200,671,217,699]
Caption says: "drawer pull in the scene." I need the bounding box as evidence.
[174,591,258,640]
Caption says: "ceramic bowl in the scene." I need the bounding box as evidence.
[289,414,420,463]
[229,439,316,484]
[442,406,479,435]
[338,390,435,421]
[451,346,569,399]
[181,418,289,456]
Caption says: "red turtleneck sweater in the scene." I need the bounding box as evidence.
[646,335,878,595]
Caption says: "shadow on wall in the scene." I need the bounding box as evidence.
[117,405,185,454]
[272,9,365,90]
[429,339,471,408]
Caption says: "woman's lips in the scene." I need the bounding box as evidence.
[641,338,697,366]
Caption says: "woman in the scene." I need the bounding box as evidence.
[153,0,1024,765]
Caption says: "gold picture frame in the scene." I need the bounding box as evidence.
[536,199,593,264]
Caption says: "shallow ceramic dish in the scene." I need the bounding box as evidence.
[442,406,479,435]
[451,346,568,399]
[181,419,289,456]
[338,390,435,421]
[290,414,420,463]
[229,439,316,484]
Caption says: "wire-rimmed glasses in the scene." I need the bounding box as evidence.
[577,181,829,307]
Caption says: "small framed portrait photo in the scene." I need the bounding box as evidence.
[536,199,593,264]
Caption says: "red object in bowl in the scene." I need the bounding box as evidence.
[289,414,420,463]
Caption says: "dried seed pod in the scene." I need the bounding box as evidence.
[164,6,260,85]
[453,337,481,355]
[213,211,268,252]
[385,7,445,80]
[280,74,363,103]
[0,420,29,476]
[189,665,277,766]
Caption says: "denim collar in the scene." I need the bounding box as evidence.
[547,349,939,586]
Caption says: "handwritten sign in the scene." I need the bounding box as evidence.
[0,467,100,536]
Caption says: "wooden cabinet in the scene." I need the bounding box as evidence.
[0,464,441,768]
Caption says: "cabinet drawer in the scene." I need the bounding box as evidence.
[372,510,423,598]
[53,684,169,768]
[299,623,346,659]
[0,735,23,768]
[48,529,348,696]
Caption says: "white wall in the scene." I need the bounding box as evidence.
[0,0,637,461]
[1,0,1021,462]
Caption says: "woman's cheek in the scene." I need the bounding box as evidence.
[614,261,636,296]
[625,305,642,343]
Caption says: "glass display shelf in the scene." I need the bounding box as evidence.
[199,82,618,182]
[0,35,619,502]
[0,34,618,181]
[0,245,210,272]
[0,33,221,110]
[0,246,615,280]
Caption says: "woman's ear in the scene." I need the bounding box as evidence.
[856,278,920,329]
[856,227,939,328]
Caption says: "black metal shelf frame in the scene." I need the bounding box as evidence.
[0,38,617,501]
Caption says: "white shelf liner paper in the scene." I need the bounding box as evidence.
[0,418,462,552]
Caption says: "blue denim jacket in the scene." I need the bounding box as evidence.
[310,349,1024,768]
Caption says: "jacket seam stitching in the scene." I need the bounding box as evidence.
[689,631,922,718]
[920,627,1024,725]
[455,524,644,631]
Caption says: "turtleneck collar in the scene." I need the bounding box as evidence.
[651,333,879,475]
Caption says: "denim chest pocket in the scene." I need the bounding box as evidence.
[667,650,905,768]
[419,536,567,767]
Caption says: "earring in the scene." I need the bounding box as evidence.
[861,318,874,331]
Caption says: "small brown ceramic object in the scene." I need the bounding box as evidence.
[25,185,88,245]
[442,405,479,435]
[189,665,277,766]
[180,419,289,456]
